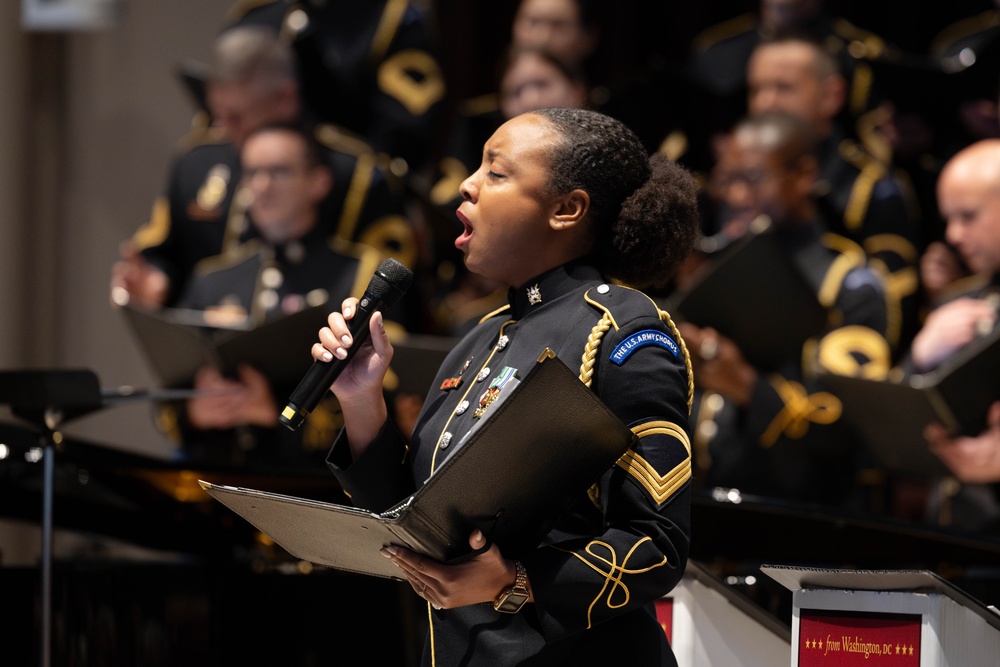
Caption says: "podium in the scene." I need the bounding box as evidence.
[762,565,1000,666]
[657,561,791,666]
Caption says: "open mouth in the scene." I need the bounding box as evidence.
[455,210,473,249]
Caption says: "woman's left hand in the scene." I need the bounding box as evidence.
[380,530,525,610]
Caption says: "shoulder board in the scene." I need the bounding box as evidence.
[583,282,662,332]
[192,239,266,277]
[691,13,756,52]
[831,18,887,59]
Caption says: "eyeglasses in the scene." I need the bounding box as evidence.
[712,162,798,191]
[243,164,301,182]
[713,169,774,190]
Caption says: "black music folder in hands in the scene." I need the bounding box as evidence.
[200,350,638,580]
[120,303,330,388]
[664,221,826,370]
[820,326,1000,476]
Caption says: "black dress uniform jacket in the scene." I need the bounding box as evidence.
[328,261,692,666]
[131,124,413,307]
[816,128,922,354]
[693,221,892,506]
[226,0,446,171]
[163,231,381,471]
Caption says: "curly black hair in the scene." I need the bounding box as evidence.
[531,107,700,291]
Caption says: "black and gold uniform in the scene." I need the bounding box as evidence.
[130,123,414,307]
[225,0,446,173]
[686,9,894,155]
[816,128,922,354]
[692,220,892,507]
[159,230,382,470]
[328,261,692,666]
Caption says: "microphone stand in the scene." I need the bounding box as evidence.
[0,369,202,667]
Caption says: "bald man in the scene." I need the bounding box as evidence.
[911,140,1000,486]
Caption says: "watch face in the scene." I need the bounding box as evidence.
[495,589,530,613]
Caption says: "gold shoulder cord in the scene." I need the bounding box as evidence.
[578,310,693,415]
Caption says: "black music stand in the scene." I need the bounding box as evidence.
[0,369,105,667]
[0,369,195,667]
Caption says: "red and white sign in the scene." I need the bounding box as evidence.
[799,610,920,666]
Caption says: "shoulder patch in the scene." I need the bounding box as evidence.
[610,329,679,365]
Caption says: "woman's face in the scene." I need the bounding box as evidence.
[500,52,587,119]
[455,113,566,287]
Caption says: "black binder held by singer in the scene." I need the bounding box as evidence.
[200,350,638,580]
[820,324,1000,476]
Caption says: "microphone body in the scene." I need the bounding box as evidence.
[279,258,413,430]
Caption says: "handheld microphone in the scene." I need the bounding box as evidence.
[279,258,414,431]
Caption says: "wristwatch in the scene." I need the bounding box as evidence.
[493,560,530,613]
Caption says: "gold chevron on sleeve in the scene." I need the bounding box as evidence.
[615,421,691,505]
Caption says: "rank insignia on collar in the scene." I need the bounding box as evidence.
[440,376,463,390]
[527,284,542,305]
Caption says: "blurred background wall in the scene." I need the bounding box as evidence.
[0,0,233,566]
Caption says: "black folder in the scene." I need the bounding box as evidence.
[200,350,638,580]
[120,303,329,388]
[821,326,1000,476]
[664,223,826,370]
